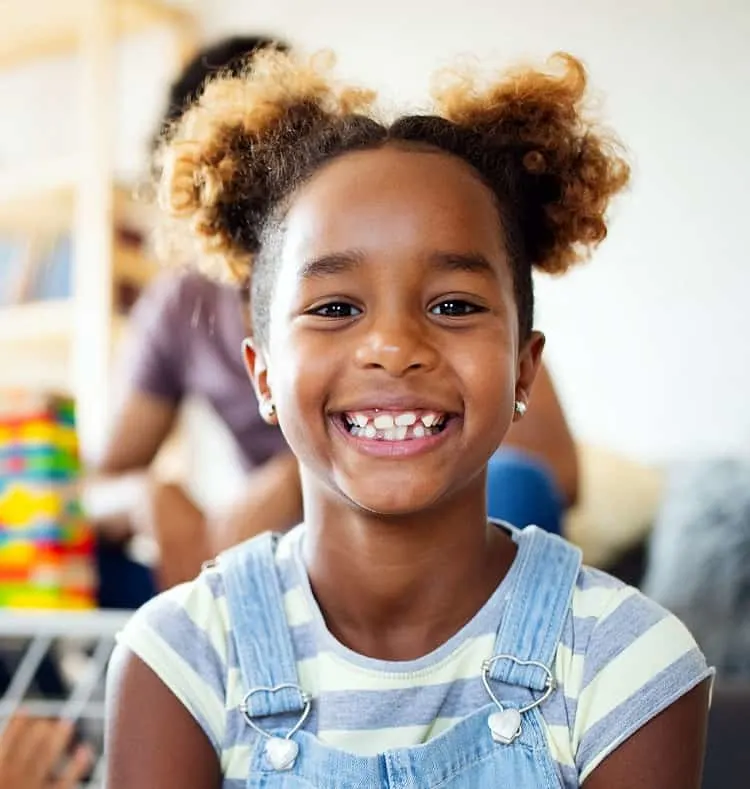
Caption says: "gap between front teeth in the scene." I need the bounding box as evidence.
[348,412,443,430]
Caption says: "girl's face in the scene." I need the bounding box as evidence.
[247,146,543,516]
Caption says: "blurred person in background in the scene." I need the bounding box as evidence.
[86,36,580,610]
[0,714,92,789]
[643,458,750,680]
[88,35,301,607]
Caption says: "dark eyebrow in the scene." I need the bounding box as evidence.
[299,250,365,280]
[428,251,497,276]
[298,249,497,280]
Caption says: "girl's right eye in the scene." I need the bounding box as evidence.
[308,302,362,319]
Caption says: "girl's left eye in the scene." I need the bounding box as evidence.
[429,300,484,317]
[309,302,362,319]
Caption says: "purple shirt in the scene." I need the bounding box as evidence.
[125,272,288,470]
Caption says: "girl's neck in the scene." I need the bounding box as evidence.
[300,476,516,662]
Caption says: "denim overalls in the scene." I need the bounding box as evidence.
[218,525,581,788]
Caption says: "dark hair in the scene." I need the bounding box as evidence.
[153,35,289,149]
[156,50,630,344]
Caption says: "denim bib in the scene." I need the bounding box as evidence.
[218,524,581,788]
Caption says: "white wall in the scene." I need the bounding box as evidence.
[2,0,749,467]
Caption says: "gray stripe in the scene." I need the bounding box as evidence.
[225,705,319,745]
[557,761,579,789]
[224,679,576,739]
[276,555,299,594]
[558,612,596,654]
[226,630,240,670]
[203,570,225,599]
[141,597,226,704]
[576,649,710,773]
[581,594,668,690]
[289,621,319,661]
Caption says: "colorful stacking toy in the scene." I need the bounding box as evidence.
[0,391,96,609]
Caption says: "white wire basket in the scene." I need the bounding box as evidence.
[0,609,132,787]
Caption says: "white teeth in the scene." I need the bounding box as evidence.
[373,414,394,430]
[344,410,446,441]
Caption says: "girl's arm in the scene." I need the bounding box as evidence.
[584,680,710,788]
[105,644,222,789]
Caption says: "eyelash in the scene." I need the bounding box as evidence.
[308,299,485,319]
[429,299,485,317]
[310,302,362,319]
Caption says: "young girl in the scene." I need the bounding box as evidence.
[105,49,712,788]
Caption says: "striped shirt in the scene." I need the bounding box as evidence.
[118,527,711,787]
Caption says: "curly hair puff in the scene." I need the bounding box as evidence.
[155,48,630,342]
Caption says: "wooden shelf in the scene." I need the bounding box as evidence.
[0,299,72,346]
[0,0,197,455]
[0,156,79,234]
[0,169,156,247]
[0,297,130,396]
[0,299,131,347]
[0,0,195,68]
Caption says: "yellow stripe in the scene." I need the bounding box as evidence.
[284,586,313,626]
[553,642,586,701]
[572,615,696,750]
[542,721,576,768]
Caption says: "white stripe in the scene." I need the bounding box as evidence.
[571,584,637,621]
[275,530,297,561]
[553,642,586,701]
[222,745,253,778]
[284,586,313,626]
[573,615,696,749]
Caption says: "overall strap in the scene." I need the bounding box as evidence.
[489,525,582,691]
[219,532,307,718]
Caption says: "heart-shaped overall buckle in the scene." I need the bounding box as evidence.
[239,683,312,771]
[481,654,556,745]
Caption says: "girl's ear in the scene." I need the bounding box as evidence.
[242,338,277,424]
[514,330,545,417]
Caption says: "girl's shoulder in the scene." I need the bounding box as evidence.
[560,562,706,691]
[564,562,693,649]
[553,563,712,782]
[116,567,234,754]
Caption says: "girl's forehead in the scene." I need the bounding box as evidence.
[280,146,507,263]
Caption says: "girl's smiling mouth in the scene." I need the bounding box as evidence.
[330,407,459,457]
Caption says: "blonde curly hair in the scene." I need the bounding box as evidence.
[155,48,629,340]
